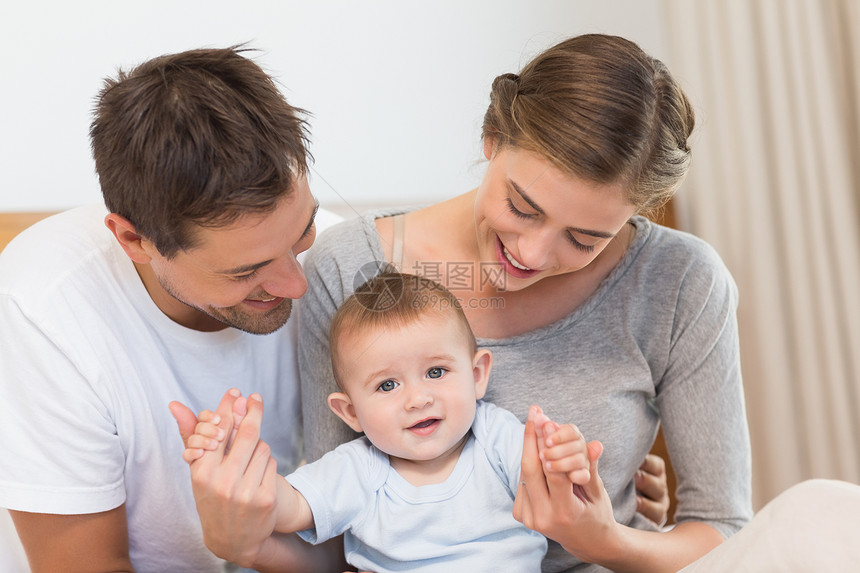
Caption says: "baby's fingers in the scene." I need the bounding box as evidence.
[543,422,585,447]
[542,449,591,484]
[193,420,226,441]
[182,447,204,464]
[186,433,222,451]
[565,467,592,485]
[197,409,219,423]
[541,423,590,482]
[182,421,226,465]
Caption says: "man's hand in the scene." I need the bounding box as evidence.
[169,389,247,459]
[170,390,279,568]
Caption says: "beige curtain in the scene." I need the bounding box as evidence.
[661,0,860,509]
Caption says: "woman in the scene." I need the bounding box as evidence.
[296,33,750,572]
[179,34,750,572]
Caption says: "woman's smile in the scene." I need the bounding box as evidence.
[496,236,541,280]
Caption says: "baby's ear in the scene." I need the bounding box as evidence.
[328,392,363,433]
[472,348,493,400]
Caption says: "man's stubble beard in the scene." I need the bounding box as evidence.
[207,299,293,335]
[157,275,294,335]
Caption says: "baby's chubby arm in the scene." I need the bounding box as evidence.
[530,407,592,486]
[182,398,316,534]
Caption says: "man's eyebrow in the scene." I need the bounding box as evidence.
[218,200,320,276]
[510,180,617,240]
[302,201,320,239]
[219,259,273,276]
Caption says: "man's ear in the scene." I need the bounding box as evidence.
[104,213,152,264]
[327,392,363,433]
[472,348,493,400]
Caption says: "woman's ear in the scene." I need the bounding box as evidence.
[327,392,363,433]
[472,348,493,400]
[483,135,497,161]
[104,213,152,264]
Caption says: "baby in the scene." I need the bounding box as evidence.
[185,271,593,572]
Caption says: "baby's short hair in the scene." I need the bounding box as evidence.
[329,269,477,388]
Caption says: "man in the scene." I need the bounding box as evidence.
[0,46,340,572]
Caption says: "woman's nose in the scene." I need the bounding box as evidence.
[515,229,555,270]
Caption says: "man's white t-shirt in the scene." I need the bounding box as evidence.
[0,203,340,572]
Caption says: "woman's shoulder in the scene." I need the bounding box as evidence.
[635,217,731,277]
[309,207,414,255]
[632,218,737,311]
[305,206,422,275]
[302,212,376,275]
[310,212,369,251]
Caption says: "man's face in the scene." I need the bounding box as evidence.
[140,176,318,334]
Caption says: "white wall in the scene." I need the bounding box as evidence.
[0,0,665,214]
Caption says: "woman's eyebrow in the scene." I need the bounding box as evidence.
[509,179,546,215]
[510,180,616,239]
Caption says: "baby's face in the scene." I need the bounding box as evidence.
[335,314,483,465]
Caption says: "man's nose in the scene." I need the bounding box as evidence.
[260,253,308,300]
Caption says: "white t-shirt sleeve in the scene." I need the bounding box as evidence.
[0,297,125,514]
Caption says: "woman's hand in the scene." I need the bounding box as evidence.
[513,406,620,565]
[169,390,280,568]
[635,453,670,527]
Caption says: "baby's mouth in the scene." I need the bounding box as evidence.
[408,418,440,433]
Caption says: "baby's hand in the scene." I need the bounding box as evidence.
[182,409,226,464]
[181,395,248,464]
[536,414,591,485]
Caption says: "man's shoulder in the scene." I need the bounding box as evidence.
[0,204,112,291]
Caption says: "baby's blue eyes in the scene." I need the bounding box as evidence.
[427,367,446,379]
[378,379,399,392]
[377,368,446,391]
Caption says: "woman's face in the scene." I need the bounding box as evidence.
[473,141,637,292]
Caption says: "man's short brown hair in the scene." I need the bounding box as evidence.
[90,45,311,257]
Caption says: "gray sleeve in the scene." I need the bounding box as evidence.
[298,211,405,462]
[297,231,361,462]
[656,243,753,538]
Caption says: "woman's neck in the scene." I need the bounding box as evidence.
[407,189,481,264]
